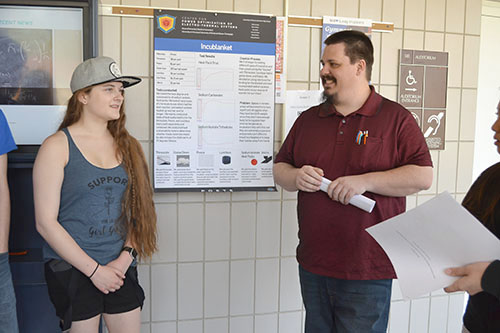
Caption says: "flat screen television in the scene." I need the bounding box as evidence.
[0,0,97,146]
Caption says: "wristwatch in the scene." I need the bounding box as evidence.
[121,246,138,260]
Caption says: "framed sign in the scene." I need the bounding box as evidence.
[398,49,449,150]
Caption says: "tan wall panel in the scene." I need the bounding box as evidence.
[207,0,233,11]
[360,0,382,21]
[311,0,336,16]
[289,0,311,16]
[122,17,150,76]
[336,0,358,18]
[261,0,284,16]
[426,0,446,32]
[444,33,464,88]
[379,29,403,85]
[287,27,311,82]
[234,0,259,13]
[382,0,404,28]
[424,32,445,52]
[446,0,466,33]
[404,0,425,30]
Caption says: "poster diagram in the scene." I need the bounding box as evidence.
[197,99,234,122]
[153,10,276,191]
[196,68,234,91]
[398,49,448,150]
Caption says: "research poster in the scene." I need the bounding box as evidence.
[153,10,276,191]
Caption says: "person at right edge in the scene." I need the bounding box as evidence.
[443,99,500,332]
[273,30,433,333]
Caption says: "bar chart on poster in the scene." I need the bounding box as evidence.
[153,9,276,191]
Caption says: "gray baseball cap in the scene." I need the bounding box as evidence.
[70,56,141,93]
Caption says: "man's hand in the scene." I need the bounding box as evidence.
[295,165,324,192]
[327,174,367,204]
[444,261,491,295]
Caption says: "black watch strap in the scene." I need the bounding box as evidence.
[122,246,138,260]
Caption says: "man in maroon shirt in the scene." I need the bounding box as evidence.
[274,30,433,333]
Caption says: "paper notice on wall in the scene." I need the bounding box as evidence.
[283,90,323,140]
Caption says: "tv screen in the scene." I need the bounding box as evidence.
[0,5,84,144]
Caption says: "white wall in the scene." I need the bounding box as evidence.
[98,0,483,332]
[473,0,500,179]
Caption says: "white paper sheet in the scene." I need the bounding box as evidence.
[284,90,323,140]
[366,191,500,300]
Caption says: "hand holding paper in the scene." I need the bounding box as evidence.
[320,177,376,213]
[366,192,500,300]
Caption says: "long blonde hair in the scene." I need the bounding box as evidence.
[59,88,157,259]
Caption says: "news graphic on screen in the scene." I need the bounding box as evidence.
[0,5,83,144]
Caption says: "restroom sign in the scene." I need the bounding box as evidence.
[398,49,448,150]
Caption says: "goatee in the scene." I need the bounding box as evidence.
[322,90,337,105]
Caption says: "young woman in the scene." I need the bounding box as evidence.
[445,99,500,332]
[33,56,157,333]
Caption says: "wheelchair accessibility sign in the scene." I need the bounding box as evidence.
[399,65,423,107]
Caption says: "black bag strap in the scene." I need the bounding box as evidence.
[48,259,79,332]
[60,268,79,331]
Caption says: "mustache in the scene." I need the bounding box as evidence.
[321,75,337,84]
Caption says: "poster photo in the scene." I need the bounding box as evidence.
[153,9,276,191]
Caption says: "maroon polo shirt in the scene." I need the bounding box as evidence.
[275,86,433,280]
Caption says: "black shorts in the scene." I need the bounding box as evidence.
[44,260,145,322]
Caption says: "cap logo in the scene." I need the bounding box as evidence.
[109,62,121,78]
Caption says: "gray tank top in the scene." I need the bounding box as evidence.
[43,128,128,265]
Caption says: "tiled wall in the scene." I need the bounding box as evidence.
[99,0,482,332]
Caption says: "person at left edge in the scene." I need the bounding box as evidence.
[0,109,19,333]
[33,56,157,333]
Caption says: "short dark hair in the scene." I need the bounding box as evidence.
[324,30,374,81]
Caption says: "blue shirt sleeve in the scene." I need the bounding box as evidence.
[0,108,17,155]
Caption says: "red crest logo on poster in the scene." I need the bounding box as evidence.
[158,15,175,34]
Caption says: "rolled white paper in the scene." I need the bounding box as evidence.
[319,177,376,213]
